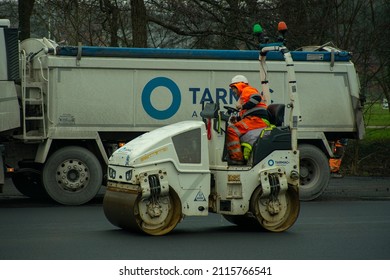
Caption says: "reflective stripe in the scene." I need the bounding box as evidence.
[230,125,242,137]
[248,95,260,105]
[230,147,242,153]
[227,141,240,147]
[242,107,268,118]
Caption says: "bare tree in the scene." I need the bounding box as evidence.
[147,0,276,49]
[99,0,120,46]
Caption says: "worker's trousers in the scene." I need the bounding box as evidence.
[227,116,268,161]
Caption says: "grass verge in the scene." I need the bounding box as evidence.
[341,103,389,176]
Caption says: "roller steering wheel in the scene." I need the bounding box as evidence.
[223,105,239,114]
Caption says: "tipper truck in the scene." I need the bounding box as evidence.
[0,19,364,205]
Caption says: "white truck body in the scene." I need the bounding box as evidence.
[0,20,364,204]
[28,45,363,136]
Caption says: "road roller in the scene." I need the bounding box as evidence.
[103,28,301,235]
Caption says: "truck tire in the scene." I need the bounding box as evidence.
[11,168,49,199]
[299,144,330,201]
[42,146,103,205]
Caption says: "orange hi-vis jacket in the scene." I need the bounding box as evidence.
[226,82,269,161]
[234,82,268,119]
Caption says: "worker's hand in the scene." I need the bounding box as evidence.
[229,115,237,124]
[236,103,242,110]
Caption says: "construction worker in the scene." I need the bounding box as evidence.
[227,75,269,164]
[329,139,348,178]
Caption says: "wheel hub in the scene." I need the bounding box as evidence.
[147,201,162,218]
[67,169,80,181]
[300,159,315,185]
[259,196,287,223]
[267,199,281,215]
[300,165,310,178]
[55,160,89,191]
[138,196,170,228]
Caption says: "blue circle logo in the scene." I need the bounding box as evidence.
[142,77,181,120]
[268,159,274,166]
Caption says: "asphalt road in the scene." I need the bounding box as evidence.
[0,200,390,260]
[1,175,390,201]
[0,176,389,261]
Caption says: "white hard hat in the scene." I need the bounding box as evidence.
[230,75,248,86]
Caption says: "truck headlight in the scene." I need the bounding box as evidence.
[125,170,132,181]
[108,167,116,179]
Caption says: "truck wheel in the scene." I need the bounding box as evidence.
[299,144,330,201]
[11,168,49,199]
[42,146,103,205]
[250,184,300,232]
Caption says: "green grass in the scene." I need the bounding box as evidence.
[364,128,390,142]
[364,102,390,127]
[363,102,390,141]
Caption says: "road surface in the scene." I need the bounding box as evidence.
[0,176,389,260]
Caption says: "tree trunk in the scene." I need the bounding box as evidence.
[131,0,147,47]
[351,140,360,175]
[99,0,120,47]
[18,0,35,40]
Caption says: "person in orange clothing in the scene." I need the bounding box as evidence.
[329,139,348,178]
[226,75,270,164]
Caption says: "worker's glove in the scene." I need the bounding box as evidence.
[229,115,240,124]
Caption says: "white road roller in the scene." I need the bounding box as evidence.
[103,23,301,235]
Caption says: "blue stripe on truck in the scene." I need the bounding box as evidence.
[56,46,352,62]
